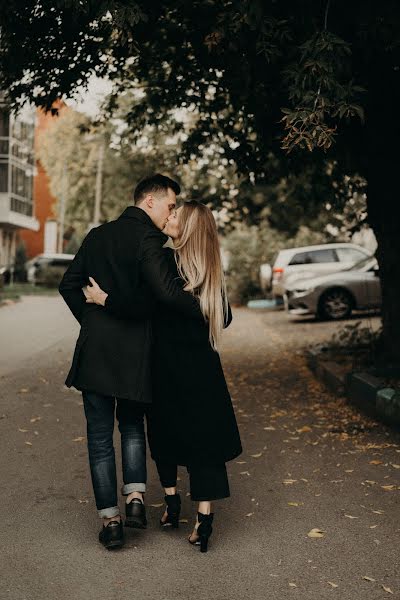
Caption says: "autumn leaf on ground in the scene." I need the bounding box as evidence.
[236,461,247,464]
[288,502,304,507]
[382,585,394,594]
[283,479,297,485]
[344,515,359,519]
[149,503,163,508]
[78,499,89,504]
[179,519,188,523]
[245,513,254,517]
[362,576,376,582]
[391,464,400,469]
[19,388,29,393]
[18,428,28,433]
[307,528,325,538]
[369,460,383,465]
[297,426,312,433]
[288,583,297,588]
[25,441,32,446]
[264,426,276,431]
[327,582,338,588]
[372,510,384,514]
[251,453,262,458]
[240,471,251,476]
[30,416,41,423]
[381,485,396,491]
[72,437,85,442]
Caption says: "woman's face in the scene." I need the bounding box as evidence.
[163,206,182,239]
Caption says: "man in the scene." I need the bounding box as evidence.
[59,174,201,550]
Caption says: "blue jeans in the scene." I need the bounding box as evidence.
[82,391,147,518]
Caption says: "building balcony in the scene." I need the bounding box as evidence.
[0,193,39,231]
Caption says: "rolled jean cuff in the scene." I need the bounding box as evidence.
[122,483,146,495]
[98,505,120,519]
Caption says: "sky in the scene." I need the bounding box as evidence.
[65,75,113,118]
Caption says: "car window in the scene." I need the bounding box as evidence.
[288,252,313,265]
[336,247,366,262]
[346,255,376,271]
[309,249,337,263]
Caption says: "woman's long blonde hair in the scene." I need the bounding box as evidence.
[174,201,228,351]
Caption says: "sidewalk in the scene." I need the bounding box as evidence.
[0,303,399,599]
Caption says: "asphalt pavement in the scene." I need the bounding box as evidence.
[0,297,398,600]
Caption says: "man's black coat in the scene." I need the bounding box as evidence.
[59,206,201,403]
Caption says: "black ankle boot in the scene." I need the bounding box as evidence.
[99,520,124,550]
[189,512,214,553]
[160,493,181,528]
[125,498,147,529]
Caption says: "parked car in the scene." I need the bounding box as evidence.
[260,243,372,298]
[0,264,12,286]
[26,253,75,285]
[283,255,381,320]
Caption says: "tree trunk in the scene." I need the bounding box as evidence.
[367,161,400,366]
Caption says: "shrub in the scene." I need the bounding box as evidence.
[223,222,328,305]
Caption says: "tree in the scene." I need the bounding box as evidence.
[1,1,399,360]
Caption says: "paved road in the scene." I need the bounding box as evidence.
[0,295,77,377]
[0,298,398,599]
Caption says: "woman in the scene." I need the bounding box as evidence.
[86,201,242,552]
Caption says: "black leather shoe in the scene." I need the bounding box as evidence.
[99,520,124,550]
[125,498,147,529]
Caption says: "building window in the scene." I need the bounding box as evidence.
[0,161,8,193]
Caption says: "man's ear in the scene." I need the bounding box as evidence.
[144,194,154,208]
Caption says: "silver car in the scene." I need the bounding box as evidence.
[284,256,381,320]
[260,243,371,298]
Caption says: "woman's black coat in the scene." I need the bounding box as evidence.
[106,249,242,467]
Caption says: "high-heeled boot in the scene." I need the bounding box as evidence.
[160,493,181,528]
[188,512,214,553]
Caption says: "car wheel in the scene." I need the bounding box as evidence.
[318,288,353,320]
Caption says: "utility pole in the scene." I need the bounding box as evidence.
[93,142,105,227]
[58,162,67,253]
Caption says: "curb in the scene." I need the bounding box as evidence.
[305,349,400,428]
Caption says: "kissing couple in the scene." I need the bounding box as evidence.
[59,174,242,553]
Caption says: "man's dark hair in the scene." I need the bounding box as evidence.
[133,174,181,205]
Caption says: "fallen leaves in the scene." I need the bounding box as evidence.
[344,514,359,519]
[362,576,376,582]
[30,416,41,423]
[283,479,297,485]
[327,582,338,588]
[382,585,394,594]
[250,453,262,458]
[72,437,85,442]
[307,528,325,538]
[296,425,312,433]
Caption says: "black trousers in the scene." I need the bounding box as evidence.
[156,461,230,501]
